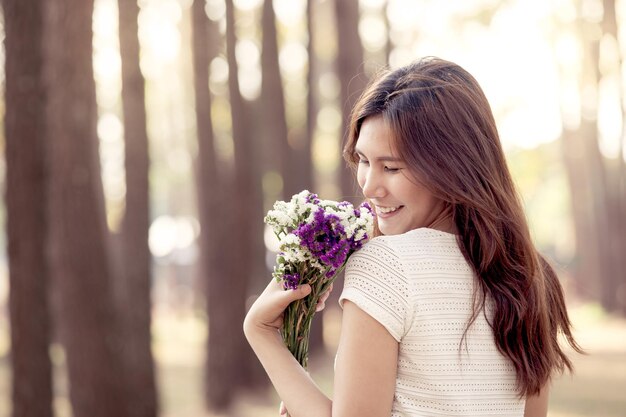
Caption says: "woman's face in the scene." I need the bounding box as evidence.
[355,115,445,236]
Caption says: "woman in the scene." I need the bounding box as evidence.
[243,57,581,417]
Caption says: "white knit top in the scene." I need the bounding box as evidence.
[339,228,525,416]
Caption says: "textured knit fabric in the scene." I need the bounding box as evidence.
[338,228,525,416]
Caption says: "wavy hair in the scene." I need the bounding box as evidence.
[343,57,582,396]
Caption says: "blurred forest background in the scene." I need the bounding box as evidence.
[0,0,625,416]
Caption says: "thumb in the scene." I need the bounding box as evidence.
[280,283,311,305]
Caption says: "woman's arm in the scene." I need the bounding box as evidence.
[524,385,549,417]
[332,300,398,416]
[243,279,399,417]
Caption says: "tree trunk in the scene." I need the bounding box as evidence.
[3,0,54,415]
[303,0,317,196]
[261,0,293,199]
[383,0,393,66]
[202,0,265,409]
[190,0,237,409]
[560,15,616,310]
[42,0,130,415]
[334,0,366,203]
[601,0,626,313]
[118,0,158,415]
[561,125,602,299]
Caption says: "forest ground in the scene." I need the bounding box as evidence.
[0,302,624,417]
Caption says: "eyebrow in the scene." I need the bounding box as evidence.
[354,148,402,162]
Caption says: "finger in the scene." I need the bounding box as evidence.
[323,283,334,298]
[275,283,311,307]
[315,283,333,311]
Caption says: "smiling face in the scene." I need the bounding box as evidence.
[355,115,446,236]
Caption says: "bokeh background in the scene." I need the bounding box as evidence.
[0,0,625,416]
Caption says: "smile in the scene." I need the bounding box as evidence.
[376,205,404,217]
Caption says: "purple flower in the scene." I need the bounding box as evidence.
[283,272,301,290]
[355,201,373,218]
[293,207,351,275]
[320,241,351,276]
[348,234,367,251]
[306,193,320,205]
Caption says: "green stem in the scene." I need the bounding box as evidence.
[280,264,348,369]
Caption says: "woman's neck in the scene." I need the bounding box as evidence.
[427,203,458,235]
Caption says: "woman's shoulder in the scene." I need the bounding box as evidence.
[352,228,467,277]
[347,228,457,269]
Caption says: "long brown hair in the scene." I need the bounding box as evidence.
[343,57,582,396]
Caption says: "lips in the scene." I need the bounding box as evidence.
[375,205,404,218]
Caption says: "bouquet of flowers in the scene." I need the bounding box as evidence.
[264,190,374,368]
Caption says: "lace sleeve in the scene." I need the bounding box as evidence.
[339,238,411,342]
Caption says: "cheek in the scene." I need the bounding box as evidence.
[356,165,366,189]
[393,176,414,196]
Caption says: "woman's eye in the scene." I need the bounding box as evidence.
[358,159,369,165]
[384,166,400,173]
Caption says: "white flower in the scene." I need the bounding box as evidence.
[291,190,311,207]
[318,199,337,209]
[353,228,367,241]
[280,233,301,247]
[265,210,294,230]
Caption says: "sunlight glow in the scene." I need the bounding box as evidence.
[234,0,263,12]
[93,0,121,107]
[236,39,261,66]
[236,39,262,100]
[167,148,192,174]
[318,72,340,101]
[93,0,118,39]
[387,0,420,32]
[93,0,125,233]
[138,0,182,65]
[239,67,262,100]
[581,0,603,22]
[279,41,308,74]
[93,47,121,82]
[359,15,387,51]
[360,0,386,10]
[98,112,126,231]
[552,0,577,22]
[317,106,341,133]
[313,132,340,174]
[205,0,226,21]
[149,216,199,258]
[209,56,229,95]
[274,0,306,25]
[598,74,623,158]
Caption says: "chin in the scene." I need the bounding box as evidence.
[379,224,408,236]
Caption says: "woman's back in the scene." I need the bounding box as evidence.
[340,228,524,416]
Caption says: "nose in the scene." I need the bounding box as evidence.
[359,167,385,200]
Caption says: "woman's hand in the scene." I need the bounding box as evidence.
[243,280,335,416]
[273,283,334,417]
[243,279,312,338]
[315,283,333,312]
